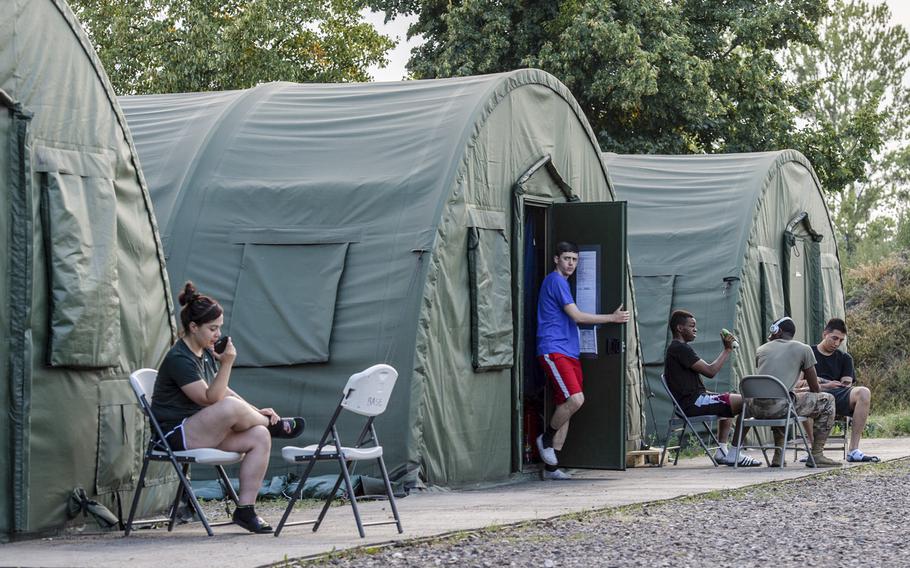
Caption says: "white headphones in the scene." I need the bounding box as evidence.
[769,316,792,334]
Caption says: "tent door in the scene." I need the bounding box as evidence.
[787,239,808,341]
[518,202,550,471]
[549,201,628,469]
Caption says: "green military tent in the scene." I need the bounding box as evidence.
[1,0,176,539]
[120,70,646,487]
[604,150,846,438]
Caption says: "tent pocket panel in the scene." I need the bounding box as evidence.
[36,147,120,368]
[467,226,514,372]
[821,253,844,321]
[757,246,785,335]
[230,242,349,366]
[95,381,143,494]
[631,274,676,365]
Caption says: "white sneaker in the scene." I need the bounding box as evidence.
[542,468,571,480]
[536,434,558,466]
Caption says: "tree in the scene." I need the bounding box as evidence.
[370,0,828,154]
[71,0,395,95]
[787,0,910,259]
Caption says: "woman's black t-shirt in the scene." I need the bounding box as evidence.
[151,340,217,432]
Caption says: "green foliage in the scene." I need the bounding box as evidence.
[71,0,395,95]
[845,252,910,412]
[863,410,910,438]
[787,0,910,258]
[369,0,829,155]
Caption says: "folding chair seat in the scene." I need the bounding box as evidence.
[658,374,723,467]
[275,364,403,538]
[734,374,813,468]
[124,369,243,537]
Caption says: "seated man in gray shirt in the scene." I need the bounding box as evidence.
[745,316,840,468]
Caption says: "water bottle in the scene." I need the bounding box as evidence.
[721,328,740,349]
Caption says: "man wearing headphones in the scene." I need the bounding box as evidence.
[752,316,840,468]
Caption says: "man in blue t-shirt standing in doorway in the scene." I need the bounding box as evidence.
[536,241,630,480]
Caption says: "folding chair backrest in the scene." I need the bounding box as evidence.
[740,375,789,400]
[129,368,159,416]
[341,364,398,417]
[660,374,687,418]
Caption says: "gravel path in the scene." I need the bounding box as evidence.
[287,459,910,568]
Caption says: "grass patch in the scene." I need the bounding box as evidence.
[863,409,910,437]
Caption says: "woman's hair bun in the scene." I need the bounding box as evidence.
[178,281,199,306]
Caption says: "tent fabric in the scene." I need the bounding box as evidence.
[604,150,846,440]
[122,70,646,487]
[1,0,176,538]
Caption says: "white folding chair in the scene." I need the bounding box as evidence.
[734,374,814,468]
[275,364,403,538]
[124,369,243,537]
[659,374,723,466]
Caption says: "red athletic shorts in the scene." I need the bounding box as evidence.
[538,353,583,404]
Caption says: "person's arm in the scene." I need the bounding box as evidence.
[803,365,820,393]
[794,373,810,392]
[180,339,236,406]
[691,351,729,378]
[564,303,630,325]
[839,352,855,387]
[817,379,845,391]
[690,333,736,378]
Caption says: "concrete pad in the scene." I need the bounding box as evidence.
[1,438,906,567]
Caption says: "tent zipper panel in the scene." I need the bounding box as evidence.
[7,100,34,534]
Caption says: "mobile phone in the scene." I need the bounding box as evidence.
[213,336,229,354]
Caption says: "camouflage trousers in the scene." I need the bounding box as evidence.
[749,391,836,442]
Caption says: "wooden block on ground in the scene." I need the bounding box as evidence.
[625,448,663,467]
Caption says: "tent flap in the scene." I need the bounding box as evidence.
[39,165,121,368]
[631,275,676,365]
[467,226,514,371]
[230,242,349,366]
[95,380,143,494]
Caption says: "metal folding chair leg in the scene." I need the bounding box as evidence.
[376,455,403,533]
[124,457,152,536]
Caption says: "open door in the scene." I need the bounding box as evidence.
[550,201,628,469]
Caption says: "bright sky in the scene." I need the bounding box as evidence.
[364,1,910,82]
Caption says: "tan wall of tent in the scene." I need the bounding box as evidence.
[1,0,175,538]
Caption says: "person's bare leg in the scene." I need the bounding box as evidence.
[551,393,584,451]
[848,387,872,452]
[218,426,272,505]
[183,397,268,449]
[724,393,750,444]
[717,417,731,444]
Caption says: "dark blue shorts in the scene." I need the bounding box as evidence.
[161,421,188,451]
[829,386,854,417]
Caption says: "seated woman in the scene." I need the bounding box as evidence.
[152,281,304,533]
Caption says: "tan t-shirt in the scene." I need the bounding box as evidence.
[754,339,817,389]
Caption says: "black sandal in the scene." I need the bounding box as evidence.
[232,511,273,534]
[267,417,305,439]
